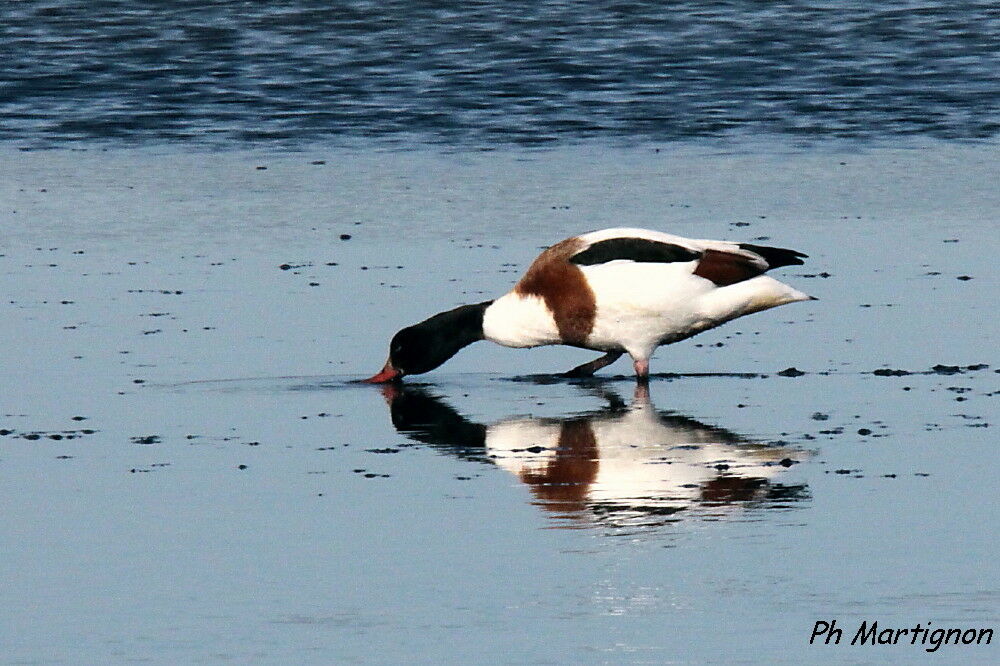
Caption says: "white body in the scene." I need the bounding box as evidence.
[482,228,812,362]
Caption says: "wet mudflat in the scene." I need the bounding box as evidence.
[1,144,997,663]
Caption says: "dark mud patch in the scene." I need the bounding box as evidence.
[127,289,184,295]
[871,363,990,377]
[352,468,391,479]
[3,428,98,441]
[129,463,171,473]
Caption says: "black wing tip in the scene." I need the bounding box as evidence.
[738,243,808,269]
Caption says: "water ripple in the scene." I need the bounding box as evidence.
[2,1,998,147]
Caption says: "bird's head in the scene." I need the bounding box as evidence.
[362,302,492,383]
[363,324,452,382]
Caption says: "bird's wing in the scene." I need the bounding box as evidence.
[569,236,701,266]
[569,229,806,287]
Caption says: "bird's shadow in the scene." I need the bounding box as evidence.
[503,370,769,386]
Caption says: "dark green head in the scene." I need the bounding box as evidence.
[364,301,492,382]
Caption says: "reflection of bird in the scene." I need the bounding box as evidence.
[382,383,809,529]
[366,228,813,383]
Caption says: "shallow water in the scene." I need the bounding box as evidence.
[3,1,999,147]
[1,144,997,663]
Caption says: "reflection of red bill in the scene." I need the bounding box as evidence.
[361,359,402,384]
[376,382,402,405]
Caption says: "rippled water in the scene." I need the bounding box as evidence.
[3,1,999,147]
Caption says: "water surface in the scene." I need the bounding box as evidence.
[1,145,996,663]
[3,1,999,147]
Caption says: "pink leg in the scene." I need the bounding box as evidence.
[633,357,650,382]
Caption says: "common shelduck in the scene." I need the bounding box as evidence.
[364,228,815,383]
[384,383,808,527]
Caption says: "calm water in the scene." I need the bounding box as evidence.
[2,1,999,148]
[1,147,997,663]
